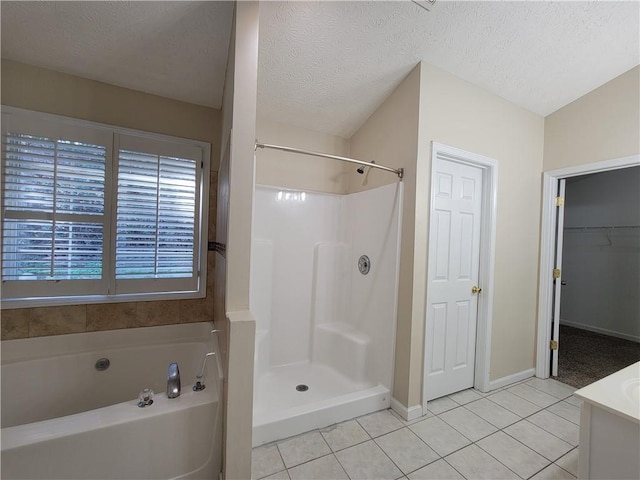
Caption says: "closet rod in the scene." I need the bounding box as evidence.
[564,226,640,230]
[255,142,404,179]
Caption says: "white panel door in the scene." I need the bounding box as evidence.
[425,158,483,401]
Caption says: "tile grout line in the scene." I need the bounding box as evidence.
[509,398,579,439]
[436,414,536,480]
[526,462,553,480]
[355,414,412,478]
[331,417,379,480]
[274,428,328,474]
[507,384,578,414]
[327,416,379,480]
[553,446,579,478]
[521,379,577,399]
[371,429,434,479]
[401,456,443,479]
[272,436,290,480]
[438,403,499,435]
[471,428,552,480]
[331,451,353,480]
[369,436,406,479]
[440,453,478,480]
[506,388,563,408]
[499,427,570,464]
[286,452,344,479]
[328,436,371,454]
[520,407,580,439]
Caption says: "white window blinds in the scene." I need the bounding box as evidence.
[116,150,196,280]
[1,108,209,306]
[2,133,106,281]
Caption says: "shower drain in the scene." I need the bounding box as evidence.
[295,384,309,392]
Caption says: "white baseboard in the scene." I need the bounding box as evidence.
[390,397,423,421]
[560,319,640,343]
[489,368,535,391]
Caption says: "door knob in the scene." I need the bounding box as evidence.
[471,285,482,294]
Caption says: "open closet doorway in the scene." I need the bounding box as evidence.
[536,156,640,386]
[557,167,640,388]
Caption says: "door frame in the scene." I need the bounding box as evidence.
[535,154,640,379]
[423,142,498,410]
[551,179,566,377]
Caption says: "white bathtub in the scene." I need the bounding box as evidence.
[1,322,222,480]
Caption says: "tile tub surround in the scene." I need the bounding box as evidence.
[0,287,215,340]
[252,379,581,480]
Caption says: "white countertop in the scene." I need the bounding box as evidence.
[574,361,640,424]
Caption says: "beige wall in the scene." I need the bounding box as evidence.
[416,63,544,397]
[348,62,545,408]
[1,60,220,165]
[350,62,545,408]
[544,66,640,171]
[0,60,221,340]
[349,65,422,406]
[256,118,350,194]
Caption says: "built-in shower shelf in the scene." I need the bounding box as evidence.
[315,322,371,345]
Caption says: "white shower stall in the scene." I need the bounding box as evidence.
[251,182,402,445]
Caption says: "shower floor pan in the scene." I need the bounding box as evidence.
[252,361,389,446]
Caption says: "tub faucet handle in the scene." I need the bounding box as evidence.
[167,362,181,399]
[138,388,154,408]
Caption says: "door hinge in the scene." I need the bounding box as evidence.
[556,196,565,206]
[550,340,558,350]
[553,268,561,279]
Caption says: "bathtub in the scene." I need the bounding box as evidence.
[1,322,222,480]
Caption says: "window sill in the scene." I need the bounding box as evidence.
[1,290,206,310]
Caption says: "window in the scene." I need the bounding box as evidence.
[1,107,210,307]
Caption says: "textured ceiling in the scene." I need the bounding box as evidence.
[0,1,233,108]
[258,1,640,137]
[1,1,638,138]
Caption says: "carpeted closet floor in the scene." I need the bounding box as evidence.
[555,324,640,389]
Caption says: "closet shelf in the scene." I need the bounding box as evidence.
[564,225,640,230]
[564,225,640,246]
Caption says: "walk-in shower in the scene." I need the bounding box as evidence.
[251,144,403,446]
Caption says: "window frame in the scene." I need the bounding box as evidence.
[1,106,210,309]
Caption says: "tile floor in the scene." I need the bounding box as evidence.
[252,377,581,480]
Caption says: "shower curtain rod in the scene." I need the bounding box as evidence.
[255,142,404,179]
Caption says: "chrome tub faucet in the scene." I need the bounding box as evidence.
[167,362,181,398]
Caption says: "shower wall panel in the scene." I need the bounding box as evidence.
[310,242,351,327]
[251,186,347,367]
[251,182,403,445]
[346,183,403,387]
[251,183,401,386]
